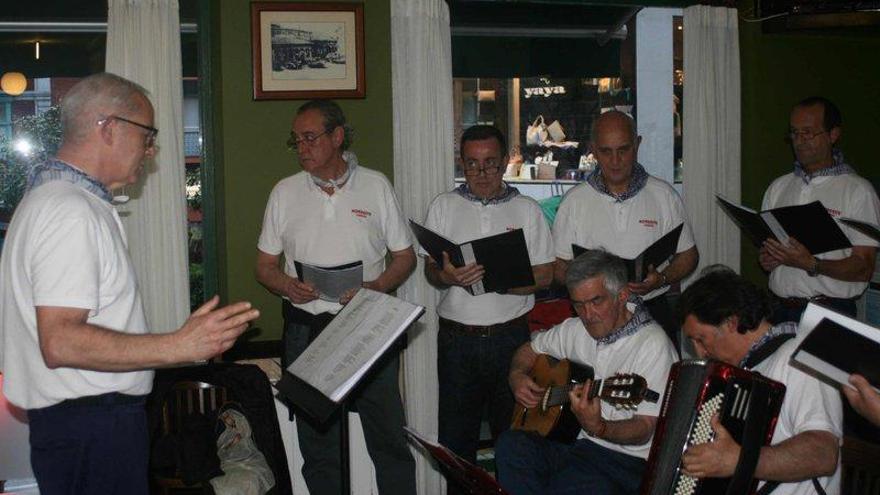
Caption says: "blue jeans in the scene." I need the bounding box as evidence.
[28,394,149,495]
[495,430,646,495]
[437,316,530,470]
[282,308,416,495]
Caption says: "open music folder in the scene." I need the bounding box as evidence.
[840,217,880,243]
[572,223,684,282]
[792,302,880,392]
[409,220,535,296]
[716,195,851,255]
[275,289,424,423]
[404,427,509,495]
[294,260,363,302]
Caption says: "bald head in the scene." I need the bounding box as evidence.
[590,110,638,145]
[60,73,152,146]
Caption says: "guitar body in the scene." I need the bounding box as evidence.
[510,355,594,444]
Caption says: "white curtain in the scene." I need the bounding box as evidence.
[682,5,741,275]
[391,1,453,493]
[106,0,190,332]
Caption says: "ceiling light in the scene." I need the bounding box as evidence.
[35,41,40,60]
[1,72,27,96]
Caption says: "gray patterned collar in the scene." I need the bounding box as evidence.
[596,296,653,346]
[27,158,113,203]
[793,149,854,184]
[586,162,649,202]
[310,150,358,191]
[738,321,797,369]
[454,181,520,205]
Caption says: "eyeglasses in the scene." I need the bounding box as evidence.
[788,129,827,142]
[287,130,328,150]
[462,158,502,177]
[98,115,159,148]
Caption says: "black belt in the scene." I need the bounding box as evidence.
[53,392,146,409]
[774,294,857,309]
[440,314,528,337]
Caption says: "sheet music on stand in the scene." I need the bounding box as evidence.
[284,289,424,404]
[404,427,509,495]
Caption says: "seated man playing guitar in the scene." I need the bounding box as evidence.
[496,250,678,495]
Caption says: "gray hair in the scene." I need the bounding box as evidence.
[565,249,628,295]
[590,110,638,144]
[60,72,150,145]
[296,99,355,151]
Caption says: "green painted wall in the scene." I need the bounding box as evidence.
[739,21,880,284]
[213,0,393,340]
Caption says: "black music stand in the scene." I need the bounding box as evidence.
[405,428,510,495]
[276,332,419,495]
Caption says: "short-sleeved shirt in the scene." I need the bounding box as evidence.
[529,309,678,459]
[552,176,695,300]
[762,172,880,299]
[257,152,412,315]
[750,333,842,495]
[0,181,152,410]
[422,190,555,325]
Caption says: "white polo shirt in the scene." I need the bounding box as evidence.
[0,181,152,410]
[422,190,554,325]
[257,153,412,315]
[763,172,880,299]
[530,309,678,459]
[750,334,842,495]
[552,177,696,300]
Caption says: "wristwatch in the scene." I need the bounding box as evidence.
[807,257,821,277]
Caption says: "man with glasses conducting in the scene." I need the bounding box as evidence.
[421,125,554,493]
[760,97,880,323]
[0,72,259,494]
[255,100,416,494]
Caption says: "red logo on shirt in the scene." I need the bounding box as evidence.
[352,208,372,218]
[826,208,841,218]
[507,225,517,231]
[639,219,658,228]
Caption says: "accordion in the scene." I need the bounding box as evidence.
[640,360,786,495]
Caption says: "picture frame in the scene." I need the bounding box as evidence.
[251,2,365,100]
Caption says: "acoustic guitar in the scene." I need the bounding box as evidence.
[510,354,661,444]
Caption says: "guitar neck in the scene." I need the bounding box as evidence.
[546,379,603,408]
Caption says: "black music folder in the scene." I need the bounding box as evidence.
[792,303,880,392]
[840,218,880,243]
[404,427,509,495]
[572,223,684,282]
[716,195,851,255]
[409,220,535,296]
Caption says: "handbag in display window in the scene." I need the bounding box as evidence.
[526,116,549,146]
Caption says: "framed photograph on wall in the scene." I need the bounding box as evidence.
[251,2,365,100]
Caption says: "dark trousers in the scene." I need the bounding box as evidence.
[282,305,416,495]
[644,294,679,353]
[495,430,646,495]
[28,394,149,495]
[437,315,530,493]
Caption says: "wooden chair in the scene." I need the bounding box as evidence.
[153,381,228,495]
[841,435,880,495]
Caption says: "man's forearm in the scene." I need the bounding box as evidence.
[42,321,177,371]
[754,430,838,481]
[593,416,655,446]
[815,248,875,282]
[367,248,416,293]
[662,246,699,285]
[553,258,570,286]
[255,262,295,298]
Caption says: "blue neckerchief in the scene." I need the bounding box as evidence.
[310,151,359,190]
[454,181,520,205]
[793,149,854,184]
[738,321,797,368]
[596,295,653,346]
[27,158,113,203]
[586,162,649,202]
